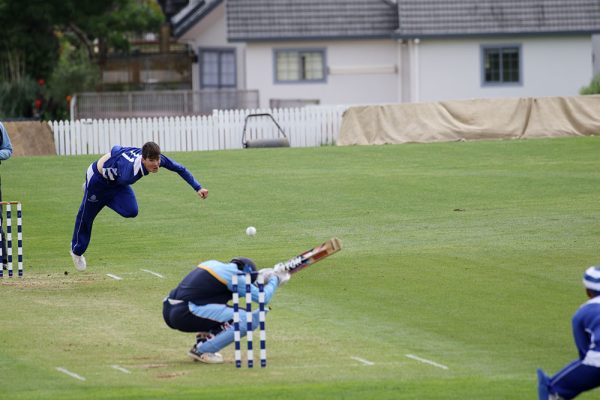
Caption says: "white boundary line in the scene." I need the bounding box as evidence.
[106,273,123,280]
[140,269,164,278]
[111,364,131,374]
[405,354,449,370]
[351,356,375,366]
[56,367,86,381]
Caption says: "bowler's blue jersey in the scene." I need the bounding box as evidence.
[101,145,201,190]
[573,296,600,361]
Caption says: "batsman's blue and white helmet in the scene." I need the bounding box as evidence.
[583,266,600,292]
[231,257,257,281]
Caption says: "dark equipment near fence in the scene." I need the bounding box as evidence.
[242,113,290,148]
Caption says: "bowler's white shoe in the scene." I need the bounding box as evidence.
[187,346,223,364]
[70,251,87,271]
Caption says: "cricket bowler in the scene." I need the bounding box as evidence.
[70,141,208,271]
[537,266,600,399]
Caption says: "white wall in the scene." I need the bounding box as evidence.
[178,3,246,91]
[416,36,593,102]
[245,40,399,108]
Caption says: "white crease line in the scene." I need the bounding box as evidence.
[106,274,123,281]
[56,367,86,381]
[351,356,375,366]
[405,354,449,370]
[111,364,131,374]
[141,269,164,278]
[276,360,405,369]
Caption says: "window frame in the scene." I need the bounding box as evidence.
[198,47,237,89]
[480,44,523,87]
[273,48,327,84]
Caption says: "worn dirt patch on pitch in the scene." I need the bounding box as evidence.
[156,371,189,379]
[138,363,169,369]
[0,272,102,289]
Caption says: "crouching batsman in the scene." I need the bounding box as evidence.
[537,266,600,400]
[163,257,289,364]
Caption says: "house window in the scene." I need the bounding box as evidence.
[199,48,236,88]
[274,49,326,83]
[482,45,521,85]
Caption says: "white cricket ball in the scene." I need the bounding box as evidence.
[246,226,257,236]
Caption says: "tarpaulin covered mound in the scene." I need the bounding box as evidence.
[338,96,600,145]
[4,121,56,156]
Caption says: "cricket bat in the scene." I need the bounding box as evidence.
[273,237,342,274]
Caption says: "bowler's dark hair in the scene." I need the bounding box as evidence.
[142,142,161,160]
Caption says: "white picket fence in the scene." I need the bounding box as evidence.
[50,105,348,156]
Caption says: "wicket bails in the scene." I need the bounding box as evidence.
[0,201,23,278]
[232,271,266,368]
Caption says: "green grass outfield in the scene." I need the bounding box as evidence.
[1,137,600,399]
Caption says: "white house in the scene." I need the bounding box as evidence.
[168,0,600,108]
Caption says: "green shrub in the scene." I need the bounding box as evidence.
[580,73,600,94]
[0,77,38,118]
[46,40,100,120]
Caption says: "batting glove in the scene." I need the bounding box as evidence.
[275,270,291,286]
[258,268,275,283]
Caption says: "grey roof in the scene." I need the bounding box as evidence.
[171,0,224,38]
[395,0,600,38]
[157,0,191,18]
[171,0,600,42]
[226,0,399,41]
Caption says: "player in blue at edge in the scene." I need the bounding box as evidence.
[537,266,600,399]
[163,257,290,364]
[70,141,208,271]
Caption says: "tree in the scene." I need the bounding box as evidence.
[0,0,164,118]
[0,0,60,82]
[46,34,102,120]
[58,0,164,61]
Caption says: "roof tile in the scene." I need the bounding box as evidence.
[396,0,600,37]
[226,0,399,41]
